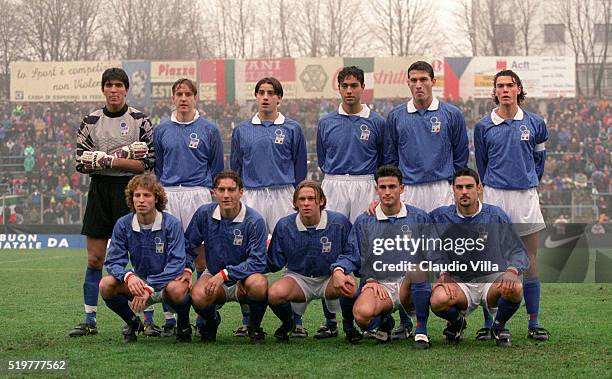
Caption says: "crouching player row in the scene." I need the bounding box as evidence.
[100,168,527,347]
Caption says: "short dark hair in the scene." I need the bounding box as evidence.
[254,77,283,98]
[293,180,326,211]
[213,170,243,189]
[101,68,129,90]
[338,66,364,86]
[492,69,526,105]
[452,167,481,186]
[172,78,198,96]
[125,172,167,212]
[407,61,434,80]
[375,165,403,184]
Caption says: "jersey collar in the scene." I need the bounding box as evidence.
[491,107,524,125]
[338,103,371,118]
[251,112,286,125]
[103,104,129,118]
[212,201,247,223]
[171,110,200,124]
[407,98,439,113]
[375,203,407,220]
[131,210,163,232]
[296,210,328,231]
[456,201,483,218]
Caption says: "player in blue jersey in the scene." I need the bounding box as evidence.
[474,70,549,341]
[312,66,385,338]
[100,173,192,343]
[230,77,307,336]
[332,165,433,348]
[267,181,352,341]
[381,60,469,339]
[70,68,155,337]
[384,60,469,211]
[154,78,224,336]
[231,77,307,232]
[317,66,384,222]
[429,168,528,347]
[186,170,268,344]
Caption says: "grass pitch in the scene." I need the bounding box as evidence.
[0,249,610,378]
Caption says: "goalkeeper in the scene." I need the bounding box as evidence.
[70,67,155,337]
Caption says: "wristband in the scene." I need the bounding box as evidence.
[184,268,193,276]
[144,285,154,295]
[220,269,229,281]
[124,272,136,284]
[333,267,345,274]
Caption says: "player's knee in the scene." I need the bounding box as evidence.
[164,281,188,302]
[267,283,287,305]
[190,284,209,308]
[353,303,374,327]
[99,276,118,299]
[245,274,268,300]
[429,288,451,313]
[86,254,105,269]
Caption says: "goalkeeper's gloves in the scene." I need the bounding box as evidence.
[113,142,149,159]
[81,151,114,170]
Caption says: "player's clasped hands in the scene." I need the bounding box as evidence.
[206,273,225,296]
[127,275,147,297]
[130,294,150,313]
[496,271,520,298]
[332,271,355,297]
[434,274,458,300]
[81,151,114,170]
[175,269,193,287]
[114,142,149,160]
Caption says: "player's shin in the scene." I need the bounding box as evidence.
[322,299,337,327]
[493,297,521,330]
[83,267,102,324]
[244,295,268,330]
[410,282,431,335]
[523,277,541,329]
[432,305,459,323]
[167,294,192,330]
[103,295,138,325]
[270,302,293,326]
[339,296,357,332]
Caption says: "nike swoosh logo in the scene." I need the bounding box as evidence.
[544,235,582,249]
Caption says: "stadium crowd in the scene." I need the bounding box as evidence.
[0,96,609,224]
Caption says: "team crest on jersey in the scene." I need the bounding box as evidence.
[520,125,530,141]
[154,237,164,254]
[274,129,286,144]
[359,124,370,141]
[401,224,412,239]
[189,132,200,149]
[430,117,441,134]
[478,226,488,244]
[120,121,129,136]
[233,229,244,246]
[320,236,332,253]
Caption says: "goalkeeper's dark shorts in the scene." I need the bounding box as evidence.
[81,175,133,239]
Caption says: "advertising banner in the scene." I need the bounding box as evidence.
[10,61,120,102]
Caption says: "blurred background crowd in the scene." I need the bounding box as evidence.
[0,97,609,225]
